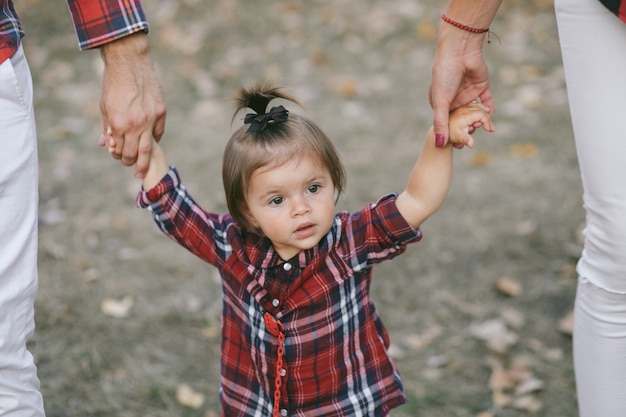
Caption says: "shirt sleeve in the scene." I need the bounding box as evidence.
[368,193,423,255]
[66,0,149,50]
[136,167,233,267]
[340,193,423,270]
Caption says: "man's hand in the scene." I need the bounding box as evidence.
[100,32,166,178]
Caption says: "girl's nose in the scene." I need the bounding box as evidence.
[291,197,311,216]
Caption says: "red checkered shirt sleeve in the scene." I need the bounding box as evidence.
[0,0,23,63]
[136,167,234,267]
[66,0,149,49]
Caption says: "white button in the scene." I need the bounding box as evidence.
[280,409,288,416]
[280,368,287,377]
[283,263,292,271]
[272,298,280,307]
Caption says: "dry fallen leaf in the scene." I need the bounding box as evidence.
[486,357,545,414]
[202,326,220,338]
[100,296,134,318]
[310,49,329,67]
[510,142,538,158]
[492,389,512,408]
[387,343,406,360]
[470,319,519,353]
[469,151,492,167]
[515,378,544,396]
[512,394,543,413]
[416,20,437,40]
[339,79,358,98]
[495,277,523,297]
[176,383,205,409]
[404,325,442,350]
[488,363,516,391]
[500,308,525,329]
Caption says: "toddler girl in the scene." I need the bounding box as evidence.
[103,83,493,416]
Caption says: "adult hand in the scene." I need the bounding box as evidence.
[100,32,166,178]
[429,1,502,149]
[429,34,494,149]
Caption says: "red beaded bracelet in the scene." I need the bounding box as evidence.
[441,14,497,44]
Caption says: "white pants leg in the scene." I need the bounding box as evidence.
[0,46,44,416]
[555,0,626,415]
[573,280,626,416]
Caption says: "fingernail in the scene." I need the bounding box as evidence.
[435,134,445,148]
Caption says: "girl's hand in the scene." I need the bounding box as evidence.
[447,102,495,148]
[98,126,117,155]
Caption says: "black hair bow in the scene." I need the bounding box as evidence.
[244,105,289,133]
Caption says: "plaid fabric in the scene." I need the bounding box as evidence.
[137,167,423,416]
[599,0,626,22]
[0,0,23,63]
[66,0,148,49]
[1,0,147,63]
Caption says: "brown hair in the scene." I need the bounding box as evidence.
[222,83,346,232]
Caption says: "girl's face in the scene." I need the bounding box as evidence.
[245,155,336,260]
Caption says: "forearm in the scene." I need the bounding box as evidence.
[142,142,170,191]
[437,0,502,62]
[396,128,453,228]
[100,31,151,69]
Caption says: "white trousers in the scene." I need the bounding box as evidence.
[0,46,44,416]
[555,0,626,415]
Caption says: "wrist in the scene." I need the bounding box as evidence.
[440,14,501,46]
[100,32,151,64]
[144,143,169,190]
[440,1,501,47]
[437,19,487,52]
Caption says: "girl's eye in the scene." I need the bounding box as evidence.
[269,196,284,206]
[307,184,320,193]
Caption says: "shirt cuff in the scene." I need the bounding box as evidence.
[136,166,180,208]
[67,0,150,50]
[373,193,423,244]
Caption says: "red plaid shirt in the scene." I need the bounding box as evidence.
[0,0,147,63]
[0,0,23,63]
[137,167,423,416]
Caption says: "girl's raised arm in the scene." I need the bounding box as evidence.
[396,103,493,228]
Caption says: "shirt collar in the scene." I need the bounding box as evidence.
[245,233,321,271]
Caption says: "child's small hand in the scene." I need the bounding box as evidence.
[98,126,117,155]
[448,102,495,149]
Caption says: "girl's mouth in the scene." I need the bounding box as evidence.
[294,223,316,238]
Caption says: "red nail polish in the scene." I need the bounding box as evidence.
[435,134,445,148]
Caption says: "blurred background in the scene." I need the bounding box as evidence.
[19,0,581,416]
